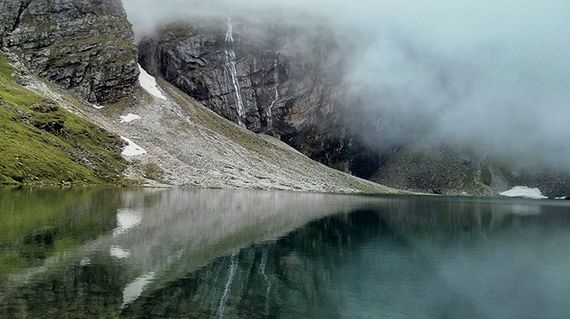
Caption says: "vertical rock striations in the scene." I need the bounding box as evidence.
[138,19,340,133]
[138,18,376,177]
[0,0,139,104]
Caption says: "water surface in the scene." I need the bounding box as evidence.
[1,188,569,318]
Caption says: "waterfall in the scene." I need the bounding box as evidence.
[217,251,239,319]
[224,17,246,128]
[259,249,272,314]
[266,52,280,130]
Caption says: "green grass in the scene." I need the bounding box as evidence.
[0,54,126,185]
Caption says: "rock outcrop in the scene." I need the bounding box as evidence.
[138,18,377,177]
[0,0,138,104]
[139,19,337,133]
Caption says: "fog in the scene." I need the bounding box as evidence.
[123,0,570,169]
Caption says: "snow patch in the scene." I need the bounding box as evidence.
[500,186,547,199]
[92,104,105,110]
[120,113,142,123]
[121,137,147,157]
[138,64,166,100]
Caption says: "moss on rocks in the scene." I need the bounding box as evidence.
[0,54,126,185]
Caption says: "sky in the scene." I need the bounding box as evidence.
[123,0,570,169]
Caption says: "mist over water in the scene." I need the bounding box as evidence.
[124,0,570,169]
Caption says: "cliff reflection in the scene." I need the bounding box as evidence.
[1,190,570,318]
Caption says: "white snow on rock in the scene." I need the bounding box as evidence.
[500,186,547,199]
[121,137,147,157]
[138,64,166,100]
[120,113,142,123]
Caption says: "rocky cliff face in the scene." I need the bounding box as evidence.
[139,19,338,133]
[138,18,378,177]
[0,0,138,104]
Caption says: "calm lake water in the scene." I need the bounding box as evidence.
[0,188,569,318]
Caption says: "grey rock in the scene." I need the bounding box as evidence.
[0,0,24,40]
[139,19,335,132]
[1,0,139,104]
[23,66,400,193]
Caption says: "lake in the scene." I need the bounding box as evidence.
[1,188,569,318]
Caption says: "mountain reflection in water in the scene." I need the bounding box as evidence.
[1,188,569,318]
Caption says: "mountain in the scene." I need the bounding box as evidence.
[371,144,570,197]
[0,0,398,193]
[138,18,380,179]
[137,18,570,198]
[1,0,138,104]
[0,0,567,197]
[0,0,137,184]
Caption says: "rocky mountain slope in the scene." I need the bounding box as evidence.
[0,1,401,193]
[1,1,566,197]
[0,0,403,192]
[1,0,138,104]
[41,65,397,193]
[0,52,126,184]
[138,18,570,198]
[1,54,398,192]
[138,19,377,178]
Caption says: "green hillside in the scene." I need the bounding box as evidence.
[0,54,126,185]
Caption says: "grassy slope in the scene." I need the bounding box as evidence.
[0,54,126,185]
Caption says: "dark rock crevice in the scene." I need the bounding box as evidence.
[10,0,32,34]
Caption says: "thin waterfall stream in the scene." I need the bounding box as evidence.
[217,251,240,318]
[224,17,247,128]
[266,51,280,130]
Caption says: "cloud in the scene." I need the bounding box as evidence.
[123,0,570,169]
